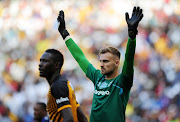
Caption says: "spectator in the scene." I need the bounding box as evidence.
[33,102,49,122]
[0,0,180,121]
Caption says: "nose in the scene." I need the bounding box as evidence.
[100,62,104,67]
[39,62,42,68]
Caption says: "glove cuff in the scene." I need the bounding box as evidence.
[60,29,70,40]
[128,28,138,39]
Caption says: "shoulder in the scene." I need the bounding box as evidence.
[50,77,69,97]
[51,77,69,93]
[87,63,101,74]
[52,77,67,87]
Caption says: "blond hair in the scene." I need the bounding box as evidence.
[99,47,120,59]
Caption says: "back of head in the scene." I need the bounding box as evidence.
[45,49,64,70]
[99,47,121,59]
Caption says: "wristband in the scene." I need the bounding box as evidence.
[128,29,138,39]
[65,35,71,42]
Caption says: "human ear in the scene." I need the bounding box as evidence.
[115,60,120,67]
[54,62,60,69]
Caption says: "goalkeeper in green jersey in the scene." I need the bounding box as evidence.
[57,6,143,122]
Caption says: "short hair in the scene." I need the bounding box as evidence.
[36,102,46,111]
[99,47,120,59]
[45,49,64,69]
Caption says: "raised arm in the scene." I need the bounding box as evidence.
[57,10,90,74]
[122,6,143,76]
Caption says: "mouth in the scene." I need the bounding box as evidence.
[101,68,105,71]
[39,68,44,73]
[101,68,105,73]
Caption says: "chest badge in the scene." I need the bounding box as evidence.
[99,82,108,89]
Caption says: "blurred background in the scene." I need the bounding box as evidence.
[0,0,180,121]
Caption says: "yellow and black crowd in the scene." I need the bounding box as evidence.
[0,0,180,121]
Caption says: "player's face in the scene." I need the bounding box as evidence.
[39,52,56,78]
[100,52,119,76]
[33,104,44,121]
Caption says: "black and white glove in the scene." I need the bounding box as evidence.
[125,6,143,39]
[57,10,69,39]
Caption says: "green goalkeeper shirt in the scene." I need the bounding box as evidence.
[65,37,136,122]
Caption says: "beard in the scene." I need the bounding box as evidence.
[101,69,114,76]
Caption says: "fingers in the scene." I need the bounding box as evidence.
[138,14,144,22]
[136,7,143,22]
[132,6,136,16]
[136,7,142,17]
[125,12,129,22]
[136,6,140,15]
[57,10,64,22]
[59,10,64,19]
[132,6,143,22]
[138,9,142,16]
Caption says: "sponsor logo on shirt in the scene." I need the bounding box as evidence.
[94,90,110,95]
[56,97,69,104]
[97,78,114,89]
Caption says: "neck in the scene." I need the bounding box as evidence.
[46,71,60,85]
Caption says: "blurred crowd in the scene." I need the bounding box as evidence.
[0,0,180,121]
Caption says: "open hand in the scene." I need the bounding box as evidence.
[57,10,66,32]
[125,6,143,39]
[57,10,69,39]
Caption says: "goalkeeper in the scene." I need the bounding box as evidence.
[57,6,143,122]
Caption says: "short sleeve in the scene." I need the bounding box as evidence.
[51,80,71,110]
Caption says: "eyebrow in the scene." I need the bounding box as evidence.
[40,58,49,61]
[100,59,109,62]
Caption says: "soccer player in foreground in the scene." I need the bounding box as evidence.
[58,6,143,122]
[39,49,88,122]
